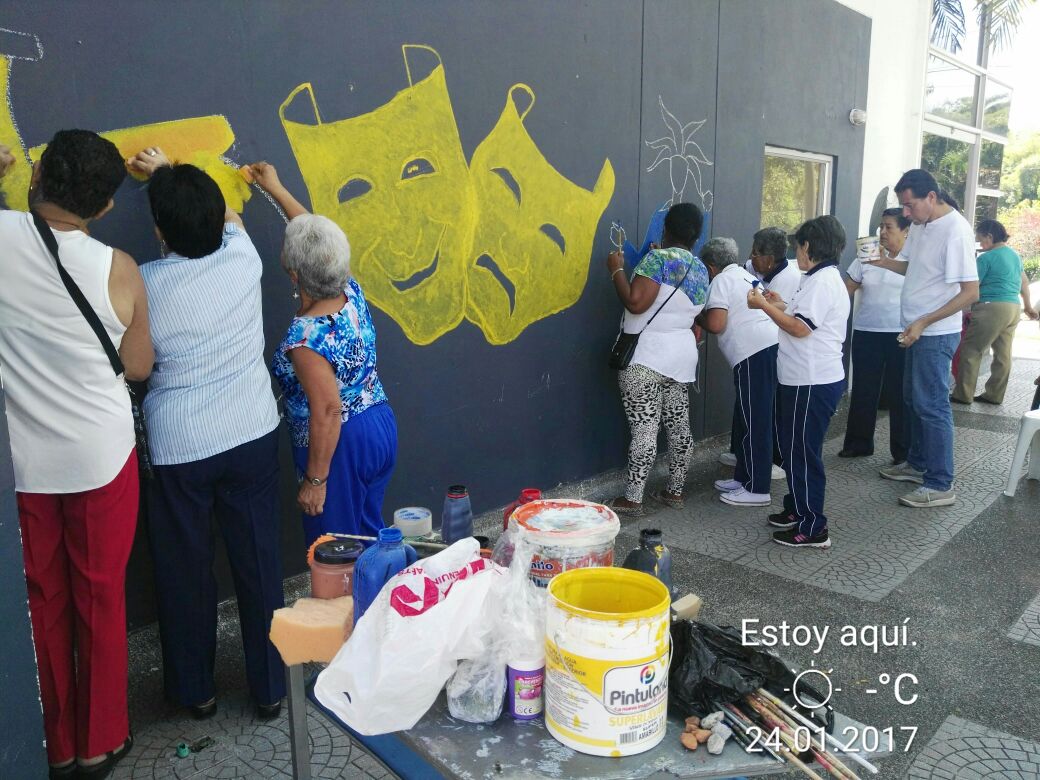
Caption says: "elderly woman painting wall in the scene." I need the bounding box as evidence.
[605,203,709,516]
[128,147,285,722]
[249,163,397,548]
[698,237,780,507]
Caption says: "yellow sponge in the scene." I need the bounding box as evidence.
[671,593,703,621]
[269,596,353,665]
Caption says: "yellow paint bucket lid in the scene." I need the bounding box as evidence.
[548,567,669,621]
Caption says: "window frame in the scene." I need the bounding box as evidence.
[761,145,834,232]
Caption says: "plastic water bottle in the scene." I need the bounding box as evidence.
[622,529,674,596]
[502,487,542,530]
[441,484,474,543]
[352,527,418,625]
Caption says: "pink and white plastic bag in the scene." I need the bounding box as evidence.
[314,537,507,735]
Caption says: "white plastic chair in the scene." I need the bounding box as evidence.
[1004,409,1040,497]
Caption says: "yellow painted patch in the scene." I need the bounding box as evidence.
[28,116,252,212]
[0,57,32,211]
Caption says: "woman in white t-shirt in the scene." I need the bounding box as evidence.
[840,208,910,463]
[748,216,850,549]
[698,237,780,507]
[606,204,710,516]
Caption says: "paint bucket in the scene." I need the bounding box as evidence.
[509,499,620,588]
[544,568,671,756]
[855,235,880,263]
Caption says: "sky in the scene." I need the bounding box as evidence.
[988,3,1040,134]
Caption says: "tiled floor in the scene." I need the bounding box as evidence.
[621,426,1014,602]
[1008,593,1040,649]
[904,716,1040,779]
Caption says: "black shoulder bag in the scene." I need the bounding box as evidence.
[31,211,153,479]
[608,259,693,370]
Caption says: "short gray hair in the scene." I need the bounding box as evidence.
[282,214,351,300]
[700,236,739,269]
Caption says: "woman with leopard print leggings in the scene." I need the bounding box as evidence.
[606,204,709,517]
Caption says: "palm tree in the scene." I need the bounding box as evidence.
[932,0,1036,56]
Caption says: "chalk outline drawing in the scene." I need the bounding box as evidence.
[280,44,614,346]
[645,95,713,211]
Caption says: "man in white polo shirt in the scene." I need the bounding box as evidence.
[699,237,780,507]
[870,169,979,507]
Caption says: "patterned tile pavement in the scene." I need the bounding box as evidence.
[623,425,1016,602]
[956,358,1039,418]
[904,716,1040,779]
[1008,593,1040,649]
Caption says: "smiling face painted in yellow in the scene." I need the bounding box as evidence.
[280,48,475,345]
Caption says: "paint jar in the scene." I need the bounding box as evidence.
[441,485,473,543]
[352,527,418,625]
[310,540,363,599]
[622,528,674,597]
[393,506,432,537]
[508,499,620,588]
[502,487,543,530]
[506,650,545,720]
[544,567,671,756]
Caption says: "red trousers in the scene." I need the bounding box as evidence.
[17,451,138,763]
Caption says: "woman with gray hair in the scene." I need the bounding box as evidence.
[250,163,397,547]
[698,237,780,507]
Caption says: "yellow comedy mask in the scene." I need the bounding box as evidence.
[466,86,614,344]
[280,45,475,345]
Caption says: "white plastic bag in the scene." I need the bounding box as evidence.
[314,537,507,735]
[446,655,507,722]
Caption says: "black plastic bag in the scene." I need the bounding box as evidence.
[669,620,834,733]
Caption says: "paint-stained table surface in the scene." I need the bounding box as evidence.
[307,682,890,780]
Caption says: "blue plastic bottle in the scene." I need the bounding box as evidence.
[441,484,474,544]
[622,528,674,597]
[352,527,418,625]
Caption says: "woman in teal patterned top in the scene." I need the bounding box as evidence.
[606,203,709,516]
[249,162,397,547]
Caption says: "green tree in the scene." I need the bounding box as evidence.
[932,0,1037,56]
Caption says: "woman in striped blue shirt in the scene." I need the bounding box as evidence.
[128,148,285,722]
[247,162,398,550]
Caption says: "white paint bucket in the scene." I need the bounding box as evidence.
[509,499,620,589]
[544,567,671,757]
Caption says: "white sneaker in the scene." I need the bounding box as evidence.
[771,464,785,481]
[898,486,956,507]
[880,462,925,484]
[720,488,772,507]
[719,452,737,467]
[714,478,742,492]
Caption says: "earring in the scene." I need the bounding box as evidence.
[291,283,300,300]
[159,239,168,259]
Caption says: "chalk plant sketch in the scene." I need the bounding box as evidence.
[281,45,614,346]
[0,27,251,212]
[645,96,713,212]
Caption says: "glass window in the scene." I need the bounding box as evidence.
[920,131,971,209]
[974,194,998,225]
[760,150,832,235]
[979,140,1005,189]
[983,80,1011,136]
[925,55,978,126]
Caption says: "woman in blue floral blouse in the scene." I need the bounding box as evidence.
[606,203,709,516]
[248,163,397,546]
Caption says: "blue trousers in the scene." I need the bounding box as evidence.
[904,333,958,491]
[843,330,908,462]
[778,381,844,537]
[147,428,285,707]
[293,403,397,548]
[733,345,778,495]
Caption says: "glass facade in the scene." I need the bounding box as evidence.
[923,14,1011,230]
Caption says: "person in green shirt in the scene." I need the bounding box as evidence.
[951,219,1038,405]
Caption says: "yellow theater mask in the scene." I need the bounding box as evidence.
[280,45,475,345]
[466,85,614,345]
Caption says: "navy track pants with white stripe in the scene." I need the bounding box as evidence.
[777,381,844,537]
[733,344,778,495]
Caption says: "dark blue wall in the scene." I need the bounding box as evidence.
[0,390,46,776]
[0,0,868,631]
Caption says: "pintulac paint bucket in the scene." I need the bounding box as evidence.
[544,568,671,756]
[508,499,620,588]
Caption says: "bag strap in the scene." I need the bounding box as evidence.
[637,253,695,335]
[31,211,125,377]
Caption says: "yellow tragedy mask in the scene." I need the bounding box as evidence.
[280,45,475,345]
[465,85,615,345]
